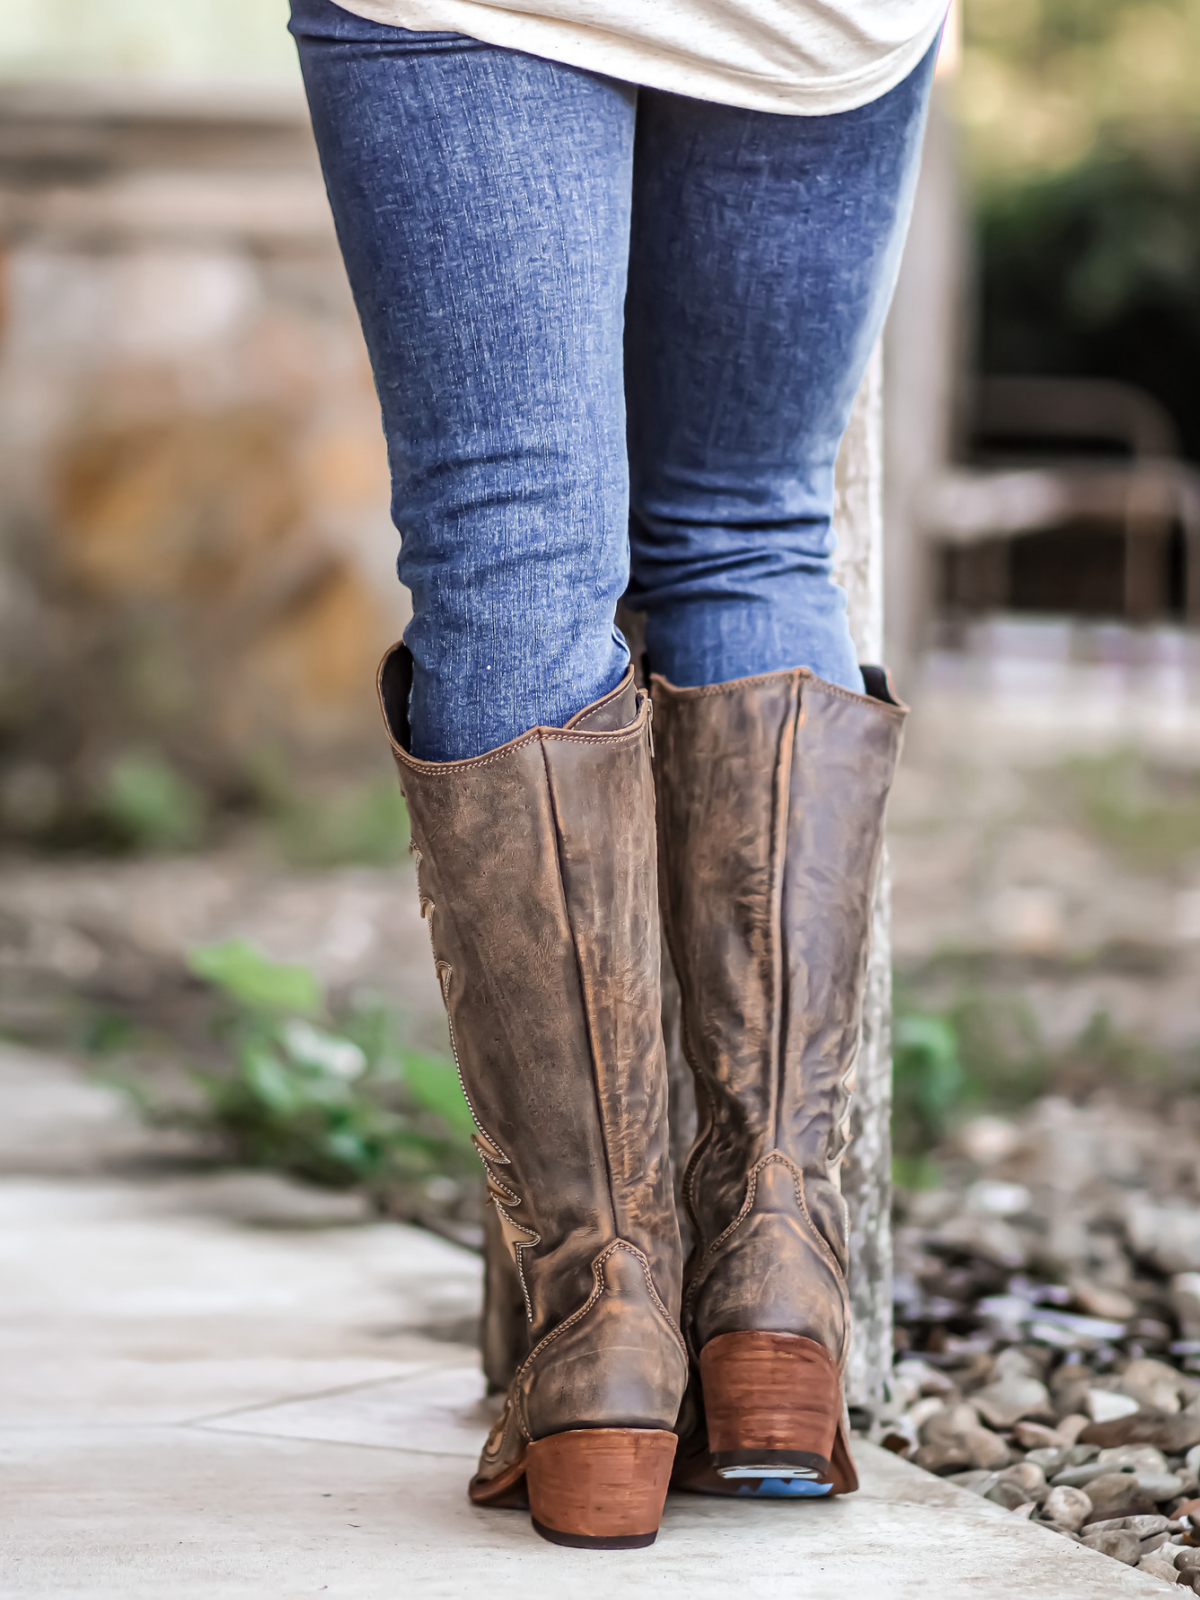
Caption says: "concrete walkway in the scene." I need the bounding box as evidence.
[0,1044,1172,1598]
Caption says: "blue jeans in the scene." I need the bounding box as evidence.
[291,1,937,760]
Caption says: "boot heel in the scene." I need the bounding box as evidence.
[525,1428,677,1548]
[699,1332,858,1495]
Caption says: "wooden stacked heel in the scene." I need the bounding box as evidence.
[523,1429,678,1549]
[694,1331,858,1494]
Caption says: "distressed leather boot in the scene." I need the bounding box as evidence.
[650,665,907,1499]
[378,644,688,1548]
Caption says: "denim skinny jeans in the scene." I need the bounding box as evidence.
[291,0,937,761]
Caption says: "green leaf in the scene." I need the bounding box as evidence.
[241,1045,302,1116]
[281,1019,366,1080]
[188,940,322,1016]
[97,752,205,852]
[400,1050,476,1142]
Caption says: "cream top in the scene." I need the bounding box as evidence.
[332,0,947,115]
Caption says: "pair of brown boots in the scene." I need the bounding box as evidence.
[378,644,906,1549]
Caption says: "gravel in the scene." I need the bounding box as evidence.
[878,1090,1200,1585]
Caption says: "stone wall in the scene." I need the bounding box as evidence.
[0,81,404,831]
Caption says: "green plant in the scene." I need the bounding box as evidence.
[892,1008,966,1179]
[1056,749,1200,873]
[181,939,476,1199]
[96,752,206,852]
[891,985,1050,1183]
[978,150,1200,461]
[268,777,409,869]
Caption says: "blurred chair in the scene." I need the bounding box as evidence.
[927,375,1200,626]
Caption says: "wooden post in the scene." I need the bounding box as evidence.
[832,344,894,1418]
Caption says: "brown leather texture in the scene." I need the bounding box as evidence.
[525,1428,677,1545]
[650,666,907,1371]
[378,646,687,1486]
[700,1331,840,1458]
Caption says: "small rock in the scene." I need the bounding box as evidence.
[908,1396,949,1432]
[895,1359,960,1400]
[1015,1421,1064,1451]
[1126,1200,1200,1276]
[995,1462,1048,1500]
[985,1480,1030,1512]
[1078,1528,1141,1565]
[1139,1531,1170,1556]
[1057,1414,1093,1445]
[1070,1278,1137,1322]
[973,1376,1053,1429]
[965,1427,1013,1469]
[1054,1382,1094,1422]
[1139,1548,1183,1583]
[994,1347,1045,1382]
[966,1179,1032,1218]
[1177,1549,1200,1573]
[914,1428,1011,1475]
[920,1403,981,1444]
[1053,1462,1133,1489]
[1137,1473,1186,1503]
[1082,1411,1200,1453]
[1083,1472,1158,1523]
[879,1431,913,1455]
[1086,1389,1142,1424]
[957,1115,1020,1165]
[1041,1485,1091,1532]
[945,1469,1000,1494]
[935,1212,1027,1270]
[913,1439,974,1475]
[1171,1274,1200,1342]
[1099,1445,1169,1473]
[1082,1515,1173,1539]
[1122,1359,1188,1415]
[1185,1446,1200,1481]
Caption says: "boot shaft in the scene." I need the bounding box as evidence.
[379,644,683,1359]
[651,665,906,1357]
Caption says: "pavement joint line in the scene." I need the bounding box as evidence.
[187,1422,480,1459]
[179,1362,448,1427]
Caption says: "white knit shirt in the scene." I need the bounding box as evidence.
[332,0,948,115]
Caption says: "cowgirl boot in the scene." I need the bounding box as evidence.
[378,645,688,1549]
[650,665,907,1499]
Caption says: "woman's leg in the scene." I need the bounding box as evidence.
[634,48,937,1498]
[292,4,686,1548]
[290,0,634,761]
[625,41,938,693]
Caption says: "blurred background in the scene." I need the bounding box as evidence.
[3,0,1200,1372]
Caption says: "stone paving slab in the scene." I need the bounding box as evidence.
[0,1045,1174,1597]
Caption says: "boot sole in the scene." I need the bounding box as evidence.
[675,1331,858,1498]
[471,1427,677,1548]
